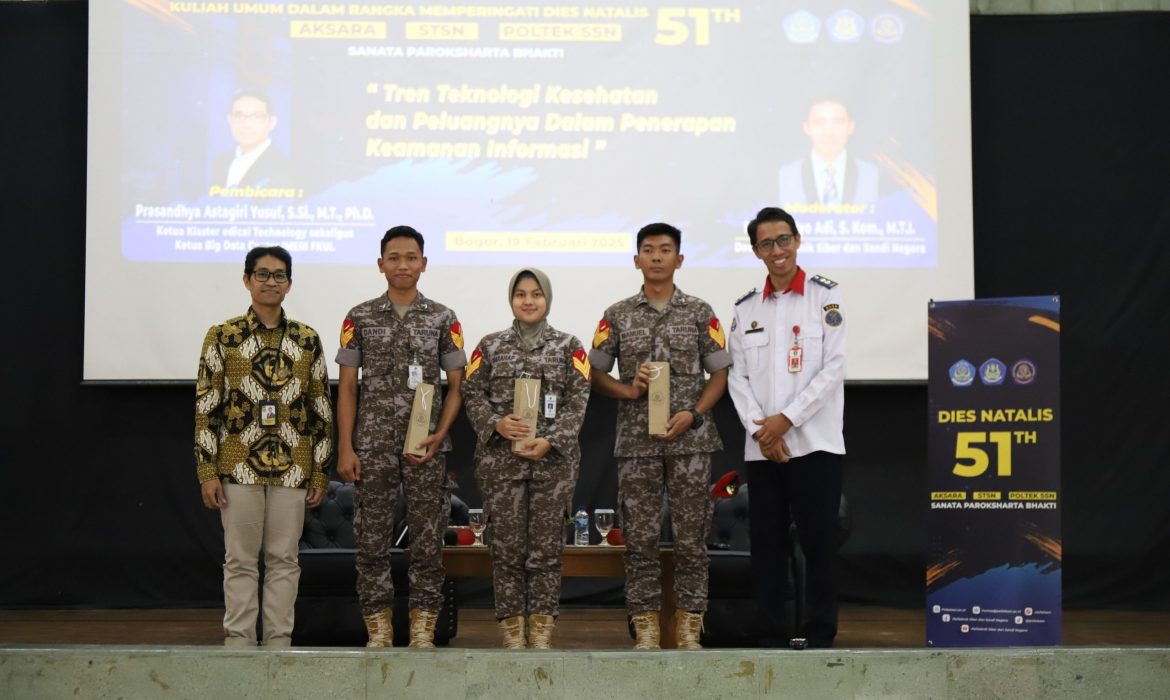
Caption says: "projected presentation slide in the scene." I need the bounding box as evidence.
[89,0,971,381]
[119,1,934,268]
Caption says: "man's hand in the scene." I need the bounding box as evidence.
[201,479,227,509]
[515,437,552,461]
[495,414,533,441]
[628,363,653,400]
[305,487,325,508]
[760,437,792,464]
[654,410,694,441]
[752,413,793,448]
[405,433,444,465]
[337,447,362,483]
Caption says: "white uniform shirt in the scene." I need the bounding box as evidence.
[728,268,846,461]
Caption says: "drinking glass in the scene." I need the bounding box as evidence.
[594,509,615,546]
[468,508,487,546]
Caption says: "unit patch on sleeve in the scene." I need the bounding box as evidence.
[450,321,464,350]
[465,347,483,379]
[592,319,611,348]
[707,318,726,348]
[572,347,592,381]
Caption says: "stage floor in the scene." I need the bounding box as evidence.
[2,606,1168,648]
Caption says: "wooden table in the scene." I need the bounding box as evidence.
[443,545,680,648]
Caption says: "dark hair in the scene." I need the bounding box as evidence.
[230,89,274,114]
[245,246,292,277]
[512,270,540,295]
[747,207,800,245]
[636,222,681,249]
[380,225,425,256]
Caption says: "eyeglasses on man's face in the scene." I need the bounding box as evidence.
[251,269,289,283]
[752,234,796,252]
[229,111,271,124]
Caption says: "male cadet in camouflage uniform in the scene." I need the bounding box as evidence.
[589,223,731,649]
[335,226,467,648]
[462,268,591,649]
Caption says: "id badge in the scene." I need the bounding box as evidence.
[407,364,423,389]
[787,346,803,373]
[259,400,279,427]
[544,392,557,419]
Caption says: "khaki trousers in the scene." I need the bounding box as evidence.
[221,483,306,646]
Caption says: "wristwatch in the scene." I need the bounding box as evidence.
[687,409,705,430]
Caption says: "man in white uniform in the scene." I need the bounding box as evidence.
[727,206,846,648]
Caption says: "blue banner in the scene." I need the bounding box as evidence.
[926,296,1062,647]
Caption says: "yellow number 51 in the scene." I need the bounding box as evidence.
[953,431,1013,477]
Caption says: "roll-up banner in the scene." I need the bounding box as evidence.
[926,296,1061,647]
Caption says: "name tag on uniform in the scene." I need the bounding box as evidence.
[788,346,803,373]
[408,364,423,389]
[544,392,557,418]
[259,400,278,427]
[788,324,803,373]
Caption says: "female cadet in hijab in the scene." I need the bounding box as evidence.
[461,268,592,649]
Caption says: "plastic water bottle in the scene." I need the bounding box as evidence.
[574,507,589,546]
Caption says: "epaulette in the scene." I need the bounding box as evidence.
[810,274,838,289]
[735,289,757,305]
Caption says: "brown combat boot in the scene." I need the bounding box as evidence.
[676,610,704,650]
[631,611,660,650]
[498,615,527,649]
[527,614,556,649]
[363,609,394,647]
[408,608,438,649]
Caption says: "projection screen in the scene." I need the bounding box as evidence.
[86,0,972,381]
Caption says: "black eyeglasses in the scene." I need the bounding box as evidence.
[752,235,795,251]
[252,269,289,283]
[229,111,270,124]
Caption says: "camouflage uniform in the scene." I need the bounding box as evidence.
[335,292,466,615]
[462,326,591,619]
[589,287,731,614]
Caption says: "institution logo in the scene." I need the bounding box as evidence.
[870,13,905,44]
[949,359,976,387]
[827,10,864,43]
[783,10,821,44]
[1011,359,1037,385]
[980,359,1006,386]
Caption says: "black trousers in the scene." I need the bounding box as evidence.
[747,451,843,647]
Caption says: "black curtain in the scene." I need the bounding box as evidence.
[1,4,1167,610]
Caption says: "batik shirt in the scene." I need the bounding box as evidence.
[195,307,333,489]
